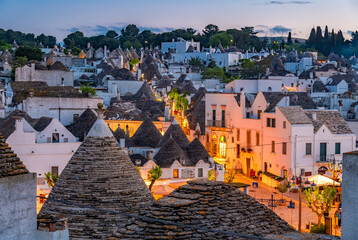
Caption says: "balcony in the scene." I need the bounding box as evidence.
[207,120,226,128]
[315,154,341,163]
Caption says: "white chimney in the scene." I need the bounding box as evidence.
[240,90,246,118]
[119,138,125,148]
[266,68,270,76]
[164,105,170,121]
[104,46,107,58]
[147,151,153,160]
[309,72,313,79]
[87,42,90,49]
[312,113,317,120]
[15,118,23,132]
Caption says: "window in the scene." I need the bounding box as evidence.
[212,109,216,121]
[247,130,251,148]
[282,142,287,155]
[173,169,179,178]
[198,168,203,178]
[237,129,240,141]
[271,141,275,153]
[306,143,312,155]
[335,143,341,154]
[73,114,79,122]
[236,144,240,158]
[232,137,234,143]
[52,133,59,143]
[256,132,260,146]
[51,166,59,177]
[283,121,286,129]
[219,136,227,158]
[222,110,225,122]
[266,118,276,128]
[258,110,262,119]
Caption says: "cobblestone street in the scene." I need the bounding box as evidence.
[234,174,341,236]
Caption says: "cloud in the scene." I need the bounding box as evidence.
[270,25,292,34]
[266,0,311,4]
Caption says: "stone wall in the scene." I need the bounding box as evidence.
[0,173,37,240]
[342,152,358,240]
[15,64,74,86]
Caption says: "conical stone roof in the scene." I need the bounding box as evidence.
[131,117,162,148]
[156,120,190,148]
[0,135,28,178]
[118,180,295,239]
[185,138,210,164]
[40,118,154,239]
[154,136,188,168]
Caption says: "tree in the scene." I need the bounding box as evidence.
[80,84,97,96]
[148,165,162,190]
[225,169,239,183]
[277,180,288,201]
[10,56,28,80]
[15,46,43,61]
[188,57,203,69]
[336,30,344,46]
[304,186,337,227]
[241,26,258,36]
[201,67,226,81]
[121,24,140,38]
[327,163,342,182]
[207,59,217,68]
[203,24,219,36]
[209,32,233,47]
[287,32,293,45]
[307,28,316,48]
[315,26,323,52]
[45,172,58,188]
[106,30,118,38]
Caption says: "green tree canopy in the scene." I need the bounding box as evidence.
[209,32,233,47]
[15,46,43,61]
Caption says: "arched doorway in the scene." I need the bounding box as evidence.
[281,167,287,179]
[219,136,227,158]
[212,135,218,156]
[318,166,328,175]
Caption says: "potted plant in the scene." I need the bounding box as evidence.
[291,186,299,193]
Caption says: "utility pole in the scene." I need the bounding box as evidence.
[299,178,302,232]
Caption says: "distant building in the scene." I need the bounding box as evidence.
[161,38,200,54]
[15,61,74,86]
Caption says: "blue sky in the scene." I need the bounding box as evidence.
[0,0,357,41]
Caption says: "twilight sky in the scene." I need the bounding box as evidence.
[0,0,357,41]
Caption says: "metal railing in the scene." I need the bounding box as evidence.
[207,120,226,128]
[315,154,339,163]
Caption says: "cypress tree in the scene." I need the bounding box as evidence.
[287,32,293,45]
[315,26,323,52]
[307,28,316,48]
[323,26,330,55]
[336,30,344,46]
[330,29,335,48]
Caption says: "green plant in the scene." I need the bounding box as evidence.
[188,57,203,69]
[208,170,214,181]
[44,172,58,188]
[148,165,162,190]
[129,59,140,71]
[225,169,238,183]
[277,180,288,200]
[304,186,337,227]
[310,224,326,234]
[80,84,97,96]
[10,56,28,80]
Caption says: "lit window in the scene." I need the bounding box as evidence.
[219,136,227,158]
